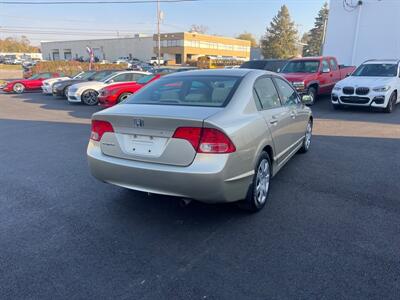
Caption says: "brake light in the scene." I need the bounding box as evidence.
[172,127,202,150]
[172,127,235,153]
[198,128,236,153]
[90,120,114,141]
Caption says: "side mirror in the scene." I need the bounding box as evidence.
[345,73,351,77]
[321,68,330,73]
[301,94,313,105]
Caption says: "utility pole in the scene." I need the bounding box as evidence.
[157,0,161,67]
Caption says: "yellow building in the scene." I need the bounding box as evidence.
[153,32,251,65]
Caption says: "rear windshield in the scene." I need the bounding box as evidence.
[241,60,267,70]
[352,63,398,77]
[241,60,287,72]
[281,60,320,73]
[126,75,242,107]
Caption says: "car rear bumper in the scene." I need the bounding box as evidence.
[87,140,252,203]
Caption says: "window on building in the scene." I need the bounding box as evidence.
[52,50,60,61]
[64,49,72,60]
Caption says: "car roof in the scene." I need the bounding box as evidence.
[290,56,325,61]
[165,68,271,77]
[363,59,400,64]
[245,59,287,62]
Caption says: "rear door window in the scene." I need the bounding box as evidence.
[126,75,242,107]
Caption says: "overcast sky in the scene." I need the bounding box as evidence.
[0,0,327,45]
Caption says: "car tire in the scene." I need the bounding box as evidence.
[63,87,69,98]
[118,92,132,103]
[81,89,99,106]
[298,119,313,153]
[238,151,271,213]
[383,92,396,113]
[13,83,25,94]
[307,86,317,106]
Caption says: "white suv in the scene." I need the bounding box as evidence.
[331,60,400,113]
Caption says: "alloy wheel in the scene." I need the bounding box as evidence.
[83,90,98,105]
[304,121,312,150]
[255,159,270,205]
[13,83,24,94]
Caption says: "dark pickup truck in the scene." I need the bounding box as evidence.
[280,56,356,104]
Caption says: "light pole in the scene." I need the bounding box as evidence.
[157,0,161,67]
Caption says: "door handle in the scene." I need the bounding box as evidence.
[269,118,278,125]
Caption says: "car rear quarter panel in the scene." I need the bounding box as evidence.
[205,72,275,178]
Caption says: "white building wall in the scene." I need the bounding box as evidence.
[324,0,400,66]
[41,37,155,62]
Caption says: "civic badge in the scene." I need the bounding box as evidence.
[133,119,144,128]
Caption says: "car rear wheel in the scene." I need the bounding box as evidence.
[239,152,271,212]
[299,119,313,153]
[13,83,25,94]
[118,92,132,103]
[82,89,99,106]
[307,86,317,106]
[383,92,396,113]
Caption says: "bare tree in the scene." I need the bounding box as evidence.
[188,24,208,34]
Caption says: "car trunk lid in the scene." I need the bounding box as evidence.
[95,104,222,166]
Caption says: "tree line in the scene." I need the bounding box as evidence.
[236,3,329,59]
[0,36,40,53]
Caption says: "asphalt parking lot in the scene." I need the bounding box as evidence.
[1,91,400,299]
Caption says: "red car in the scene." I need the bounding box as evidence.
[98,74,161,108]
[2,72,62,94]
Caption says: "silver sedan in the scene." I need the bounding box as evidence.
[87,69,313,212]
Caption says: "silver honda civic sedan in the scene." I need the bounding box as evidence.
[87,69,313,212]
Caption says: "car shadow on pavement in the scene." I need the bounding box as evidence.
[312,95,400,125]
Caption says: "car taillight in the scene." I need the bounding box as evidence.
[90,120,114,141]
[172,127,235,154]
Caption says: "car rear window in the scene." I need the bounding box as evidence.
[126,75,242,107]
[241,61,267,70]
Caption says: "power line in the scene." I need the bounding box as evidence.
[0,0,199,4]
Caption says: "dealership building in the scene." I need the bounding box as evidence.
[324,0,400,66]
[40,32,250,64]
[40,34,153,62]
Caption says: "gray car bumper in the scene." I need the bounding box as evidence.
[87,141,252,203]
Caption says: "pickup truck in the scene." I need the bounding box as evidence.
[280,56,356,104]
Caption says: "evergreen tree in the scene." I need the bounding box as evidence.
[303,2,329,57]
[261,5,298,59]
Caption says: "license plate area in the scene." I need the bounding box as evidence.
[127,134,167,157]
